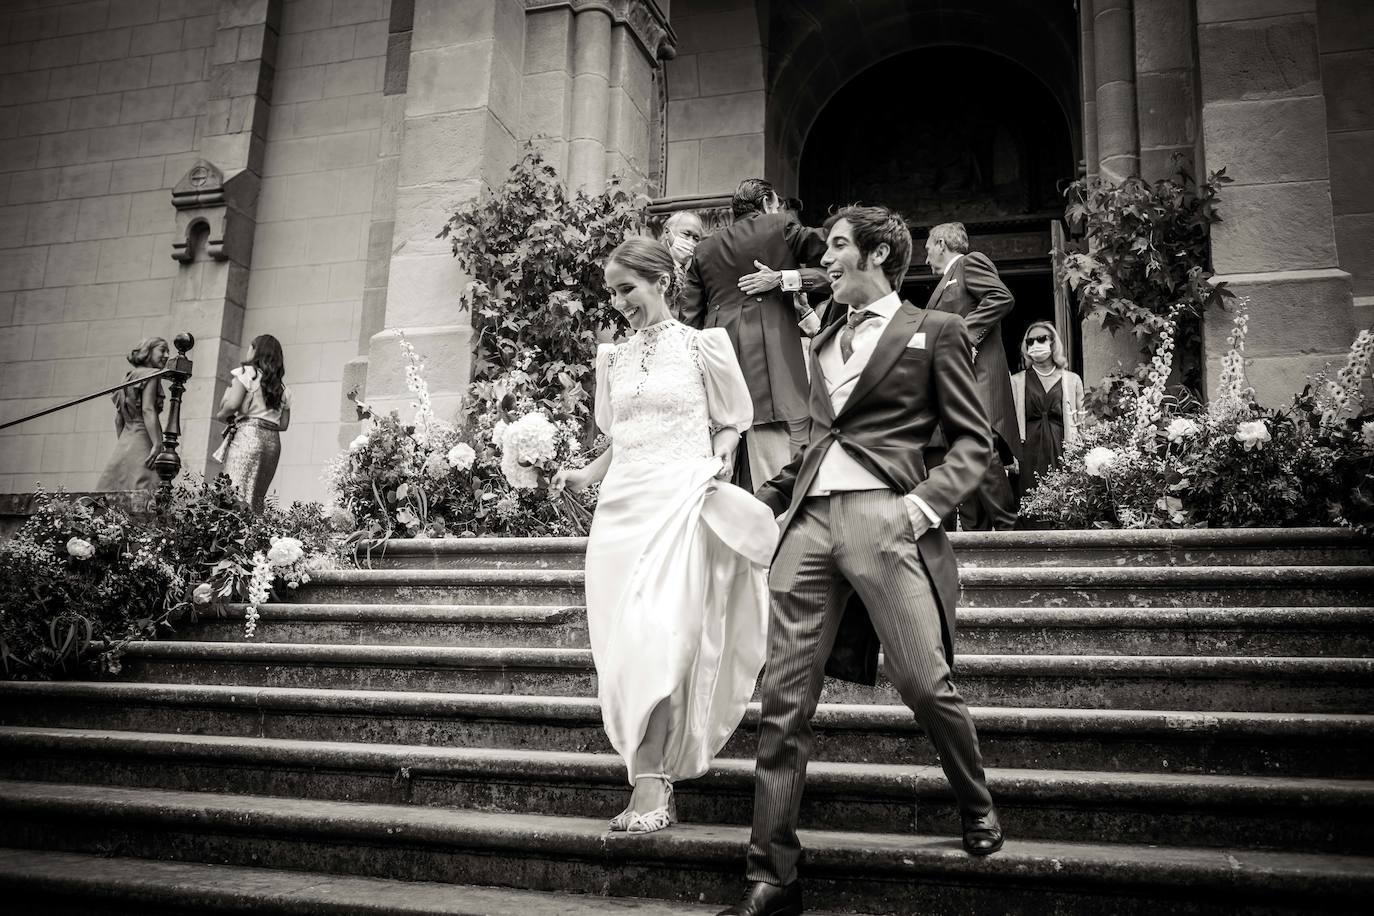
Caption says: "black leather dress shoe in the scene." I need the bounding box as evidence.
[962,807,1005,855]
[716,881,803,916]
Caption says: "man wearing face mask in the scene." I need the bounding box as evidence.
[923,222,1020,531]
[679,179,829,490]
[662,210,706,322]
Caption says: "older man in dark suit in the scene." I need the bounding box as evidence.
[924,221,1020,531]
[679,179,828,490]
[717,205,1002,916]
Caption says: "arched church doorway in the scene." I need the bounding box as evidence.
[796,46,1079,371]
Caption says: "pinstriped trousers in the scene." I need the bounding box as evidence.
[745,489,994,886]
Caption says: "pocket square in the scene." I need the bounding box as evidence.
[944,277,959,289]
[906,332,927,349]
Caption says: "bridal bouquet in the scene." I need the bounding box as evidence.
[497,409,592,533]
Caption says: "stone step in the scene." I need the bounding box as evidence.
[362,529,1374,570]
[292,566,1374,607]
[199,604,590,648]
[5,683,1370,778]
[191,604,1374,657]
[3,728,1370,853]
[109,642,1374,712]
[0,782,1367,915]
[0,849,758,916]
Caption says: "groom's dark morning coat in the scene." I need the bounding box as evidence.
[755,302,992,685]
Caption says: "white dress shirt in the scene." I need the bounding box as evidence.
[806,291,941,524]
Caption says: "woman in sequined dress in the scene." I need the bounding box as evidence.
[553,238,776,836]
[213,334,292,511]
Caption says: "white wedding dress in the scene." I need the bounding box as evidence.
[587,319,776,783]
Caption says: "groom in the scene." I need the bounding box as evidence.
[720,206,1002,916]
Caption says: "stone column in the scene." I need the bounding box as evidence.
[1197,0,1358,404]
[1093,0,1141,181]
[567,7,613,191]
[522,1,674,189]
[364,0,525,421]
[171,0,281,474]
[1081,0,1099,177]
[522,6,577,176]
[604,24,653,188]
[1134,0,1199,180]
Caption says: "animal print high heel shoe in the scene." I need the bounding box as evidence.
[627,775,676,834]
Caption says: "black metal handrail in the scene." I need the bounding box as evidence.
[0,333,196,502]
[0,368,178,432]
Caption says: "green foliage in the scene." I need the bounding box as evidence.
[330,395,597,540]
[331,143,645,540]
[440,144,649,431]
[1056,163,1234,393]
[1022,396,1374,532]
[0,478,337,680]
[0,492,182,679]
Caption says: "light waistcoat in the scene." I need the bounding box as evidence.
[807,291,902,496]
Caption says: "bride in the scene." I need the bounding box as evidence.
[553,237,776,835]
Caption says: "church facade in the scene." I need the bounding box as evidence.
[0,0,1369,504]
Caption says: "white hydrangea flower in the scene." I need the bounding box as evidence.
[266,535,305,567]
[1084,446,1118,478]
[498,412,558,490]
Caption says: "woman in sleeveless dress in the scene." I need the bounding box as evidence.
[96,337,169,491]
[1011,320,1084,502]
[553,238,776,835]
[214,334,292,511]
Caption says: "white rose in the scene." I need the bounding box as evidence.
[348,433,370,452]
[1234,419,1271,451]
[1083,446,1118,478]
[446,442,476,471]
[192,582,214,604]
[66,537,95,560]
[1165,418,1200,442]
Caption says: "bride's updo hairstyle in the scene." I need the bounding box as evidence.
[606,237,680,303]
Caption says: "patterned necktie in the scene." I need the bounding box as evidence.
[839,309,878,362]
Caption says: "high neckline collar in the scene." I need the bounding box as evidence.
[636,318,676,336]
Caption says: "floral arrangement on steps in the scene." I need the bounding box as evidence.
[1022,302,1374,531]
[0,476,338,680]
[1056,162,1235,401]
[327,334,596,541]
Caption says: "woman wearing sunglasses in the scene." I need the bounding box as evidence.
[1010,321,1084,502]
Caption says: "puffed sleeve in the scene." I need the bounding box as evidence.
[593,343,616,436]
[697,328,753,434]
[230,365,259,392]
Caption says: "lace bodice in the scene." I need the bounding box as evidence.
[596,321,753,467]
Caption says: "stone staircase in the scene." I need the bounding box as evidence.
[1,529,1373,914]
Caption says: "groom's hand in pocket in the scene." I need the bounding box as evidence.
[903,494,934,540]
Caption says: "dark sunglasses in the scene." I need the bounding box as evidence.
[1025,333,1053,345]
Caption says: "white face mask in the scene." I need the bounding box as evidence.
[1027,342,1052,361]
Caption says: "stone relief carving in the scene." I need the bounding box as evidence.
[170,160,255,265]
[524,0,677,61]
